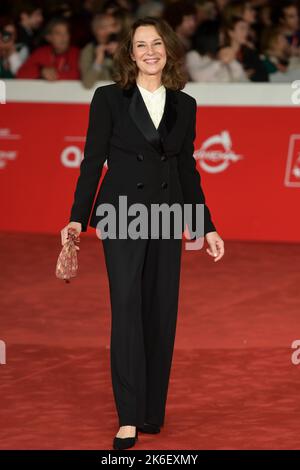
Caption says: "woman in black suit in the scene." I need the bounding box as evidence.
[61,17,224,450]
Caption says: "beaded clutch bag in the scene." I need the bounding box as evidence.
[55,228,80,283]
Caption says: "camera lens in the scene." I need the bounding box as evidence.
[1,30,13,42]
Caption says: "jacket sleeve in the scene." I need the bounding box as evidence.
[79,46,112,89]
[69,86,112,231]
[57,47,80,80]
[177,97,217,236]
[16,48,42,78]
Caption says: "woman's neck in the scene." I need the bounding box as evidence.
[231,40,241,53]
[136,74,162,92]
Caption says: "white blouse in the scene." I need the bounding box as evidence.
[137,83,166,129]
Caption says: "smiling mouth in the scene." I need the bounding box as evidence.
[144,59,159,64]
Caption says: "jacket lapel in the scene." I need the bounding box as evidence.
[124,82,178,156]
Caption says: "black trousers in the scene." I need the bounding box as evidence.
[101,235,183,427]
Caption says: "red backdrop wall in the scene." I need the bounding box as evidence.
[1,99,300,242]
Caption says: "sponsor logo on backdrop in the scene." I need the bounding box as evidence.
[61,136,108,169]
[0,340,6,365]
[285,134,300,187]
[194,130,243,174]
[0,128,20,169]
[291,80,300,105]
[61,145,83,168]
[291,340,300,365]
[0,80,6,103]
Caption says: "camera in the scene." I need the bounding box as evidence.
[106,33,119,44]
[0,28,13,43]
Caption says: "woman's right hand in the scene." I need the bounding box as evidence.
[61,221,82,246]
[218,47,235,64]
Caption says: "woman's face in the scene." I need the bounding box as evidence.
[93,15,119,43]
[229,20,249,45]
[178,14,197,37]
[260,6,271,26]
[282,6,299,31]
[243,3,256,24]
[130,25,167,78]
[216,0,229,10]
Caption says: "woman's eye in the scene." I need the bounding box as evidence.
[137,42,162,47]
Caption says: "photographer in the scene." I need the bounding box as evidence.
[80,12,122,89]
[0,17,29,78]
[17,17,80,81]
[16,3,44,53]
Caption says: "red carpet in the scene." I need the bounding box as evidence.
[1,232,300,449]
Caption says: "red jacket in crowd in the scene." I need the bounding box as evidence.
[17,44,80,79]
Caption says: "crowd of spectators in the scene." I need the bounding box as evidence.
[1,0,300,85]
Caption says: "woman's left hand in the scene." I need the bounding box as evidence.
[205,231,225,262]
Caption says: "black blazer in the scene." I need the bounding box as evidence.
[69,82,217,237]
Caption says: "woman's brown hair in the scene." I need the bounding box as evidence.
[221,15,246,47]
[111,16,188,90]
[222,1,248,26]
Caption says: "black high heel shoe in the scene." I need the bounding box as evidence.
[113,427,138,450]
[137,423,161,434]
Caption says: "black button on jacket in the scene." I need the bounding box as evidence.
[69,82,217,237]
